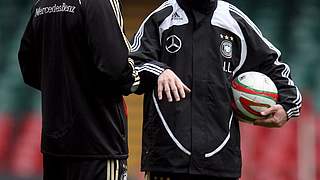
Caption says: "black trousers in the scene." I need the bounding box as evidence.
[145,171,239,180]
[43,156,127,180]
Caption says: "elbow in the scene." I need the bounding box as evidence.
[20,72,41,91]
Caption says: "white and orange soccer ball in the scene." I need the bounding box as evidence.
[231,71,278,123]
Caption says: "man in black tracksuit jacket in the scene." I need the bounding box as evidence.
[130,0,302,179]
[18,0,139,179]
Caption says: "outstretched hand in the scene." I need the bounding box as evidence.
[254,104,288,128]
[158,69,191,102]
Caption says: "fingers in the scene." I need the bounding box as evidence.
[254,105,288,128]
[157,69,191,102]
[254,118,280,128]
[169,80,181,102]
[176,82,185,99]
[164,80,173,102]
[254,118,285,128]
[157,79,164,100]
[183,83,191,93]
[260,105,280,116]
[176,79,191,99]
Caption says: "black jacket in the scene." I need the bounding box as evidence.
[18,0,139,158]
[130,0,301,178]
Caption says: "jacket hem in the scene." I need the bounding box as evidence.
[42,150,128,159]
[141,167,241,178]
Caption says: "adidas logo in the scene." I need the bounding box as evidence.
[172,12,183,21]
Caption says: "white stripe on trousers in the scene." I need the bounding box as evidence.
[144,172,150,180]
[107,160,110,180]
[144,172,171,180]
[115,160,119,180]
[106,160,120,180]
[111,160,114,180]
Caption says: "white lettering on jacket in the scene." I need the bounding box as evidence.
[35,3,76,17]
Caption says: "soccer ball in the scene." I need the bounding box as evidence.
[231,71,278,123]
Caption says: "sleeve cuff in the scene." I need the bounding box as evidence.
[280,103,302,120]
[128,58,140,93]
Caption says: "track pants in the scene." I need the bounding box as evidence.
[43,156,127,180]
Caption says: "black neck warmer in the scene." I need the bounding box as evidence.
[177,0,216,14]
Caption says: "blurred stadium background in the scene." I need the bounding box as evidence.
[0,0,319,179]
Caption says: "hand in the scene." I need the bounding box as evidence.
[254,105,288,128]
[158,69,191,102]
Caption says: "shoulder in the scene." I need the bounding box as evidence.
[33,0,41,6]
[213,1,258,31]
[215,1,254,26]
[214,1,250,20]
[146,0,176,24]
[31,0,41,12]
[213,1,243,17]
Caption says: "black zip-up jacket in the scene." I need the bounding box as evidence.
[130,0,302,178]
[18,0,139,158]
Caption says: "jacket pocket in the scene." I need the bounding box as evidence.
[43,102,76,139]
[207,81,231,107]
[204,82,233,150]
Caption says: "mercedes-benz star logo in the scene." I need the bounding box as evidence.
[165,35,182,54]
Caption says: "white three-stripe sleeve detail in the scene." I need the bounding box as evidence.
[131,2,171,52]
[229,6,295,87]
[135,63,165,76]
[229,5,302,115]
[136,67,162,75]
[35,0,41,5]
[108,0,131,51]
[137,68,161,76]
